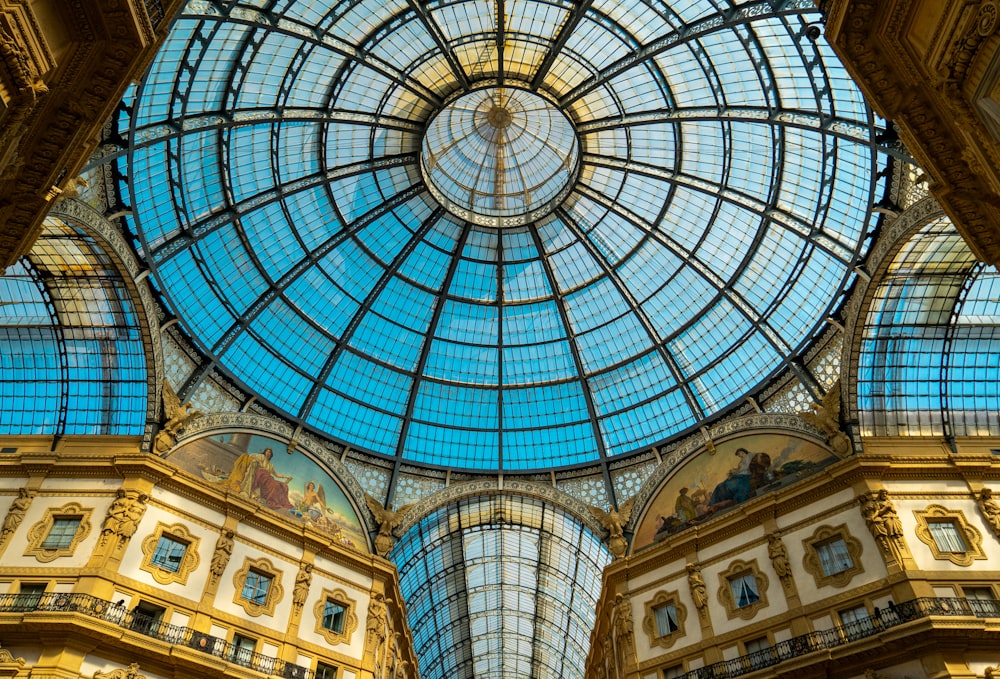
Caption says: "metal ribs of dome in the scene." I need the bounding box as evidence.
[121,0,889,475]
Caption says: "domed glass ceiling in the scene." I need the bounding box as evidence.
[121,0,887,472]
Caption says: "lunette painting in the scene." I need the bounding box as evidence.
[632,432,838,550]
[166,433,368,552]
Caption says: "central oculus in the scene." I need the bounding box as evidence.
[420,87,580,226]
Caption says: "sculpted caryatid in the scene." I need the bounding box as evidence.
[292,563,312,609]
[767,533,791,582]
[210,529,235,582]
[860,490,906,562]
[102,490,148,548]
[686,563,708,613]
[977,488,1000,538]
[1,488,34,545]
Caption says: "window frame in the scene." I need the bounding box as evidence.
[313,588,358,646]
[140,523,201,585]
[913,505,986,566]
[233,557,284,617]
[24,503,93,562]
[642,590,687,649]
[718,559,769,620]
[802,524,864,588]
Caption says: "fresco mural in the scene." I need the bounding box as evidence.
[166,433,368,552]
[632,432,838,551]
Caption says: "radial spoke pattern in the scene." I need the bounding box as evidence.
[121,0,887,473]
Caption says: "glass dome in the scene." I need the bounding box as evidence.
[121,0,887,473]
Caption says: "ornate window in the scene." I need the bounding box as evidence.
[718,560,769,620]
[233,557,283,616]
[25,503,92,562]
[913,505,986,566]
[140,523,201,585]
[313,589,357,645]
[642,591,686,649]
[803,524,864,588]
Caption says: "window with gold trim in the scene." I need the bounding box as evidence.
[24,503,92,562]
[718,559,769,620]
[140,523,201,585]
[802,524,864,588]
[642,591,686,649]
[913,505,986,566]
[313,588,357,645]
[233,557,284,617]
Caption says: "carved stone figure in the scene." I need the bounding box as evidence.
[611,593,634,675]
[589,497,635,559]
[292,563,312,609]
[365,495,413,557]
[798,380,851,455]
[210,529,235,582]
[153,379,202,454]
[367,593,390,678]
[101,490,147,548]
[986,666,999,679]
[0,488,34,544]
[686,562,708,613]
[977,488,1000,538]
[0,641,25,666]
[860,490,906,562]
[767,533,792,583]
[94,663,145,679]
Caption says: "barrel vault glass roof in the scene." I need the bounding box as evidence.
[120,0,889,473]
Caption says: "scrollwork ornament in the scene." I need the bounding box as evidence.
[978,2,999,37]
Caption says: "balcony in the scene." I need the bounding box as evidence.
[680,597,1000,679]
[0,592,311,679]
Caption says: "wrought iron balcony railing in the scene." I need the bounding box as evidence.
[676,596,1000,679]
[0,592,311,679]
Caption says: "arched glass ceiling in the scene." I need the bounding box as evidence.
[121,0,887,472]
[390,494,610,679]
[859,217,1000,438]
[0,220,147,436]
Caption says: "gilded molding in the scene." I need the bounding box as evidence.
[24,502,93,562]
[93,663,146,679]
[801,524,865,589]
[139,522,201,586]
[641,590,687,650]
[717,559,769,621]
[912,504,987,566]
[312,587,358,646]
[232,556,284,617]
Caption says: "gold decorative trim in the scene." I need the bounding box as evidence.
[913,505,986,567]
[641,590,687,649]
[24,503,92,563]
[139,522,201,585]
[233,556,284,617]
[312,588,358,646]
[94,663,145,679]
[802,524,864,588]
[718,559,768,621]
